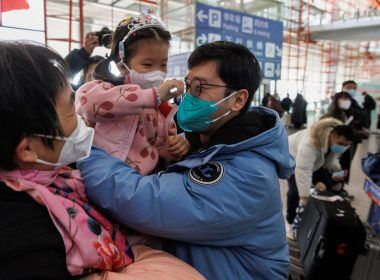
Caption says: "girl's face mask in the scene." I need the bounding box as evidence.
[177,91,239,132]
[123,63,167,89]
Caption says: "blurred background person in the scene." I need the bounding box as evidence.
[291,93,307,129]
[65,27,112,82]
[262,92,271,107]
[342,80,364,110]
[281,93,293,114]
[362,91,376,129]
[377,97,380,130]
[268,93,284,118]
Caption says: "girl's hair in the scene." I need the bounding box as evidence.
[110,24,171,63]
[93,16,171,85]
[0,42,70,170]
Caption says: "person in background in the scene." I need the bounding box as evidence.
[268,93,284,118]
[377,97,380,130]
[362,91,376,129]
[262,92,271,107]
[322,91,368,184]
[281,93,293,114]
[77,41,295,279]
[342,80,364,110]
[65,32,100,77]
[291,93,307,129]
[286,118,354,237]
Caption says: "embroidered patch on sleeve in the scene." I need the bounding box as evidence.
[188,162,224,185]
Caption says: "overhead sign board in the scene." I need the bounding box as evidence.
[195,2,283,80]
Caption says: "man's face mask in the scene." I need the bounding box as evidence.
[34,115,94,168]
[346,89,357,98]
[177,91,239,132]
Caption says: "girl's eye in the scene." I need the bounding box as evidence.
[143,64,152,67]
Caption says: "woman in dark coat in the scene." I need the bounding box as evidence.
[291,94,307,129]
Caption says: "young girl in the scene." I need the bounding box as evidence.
[0,42,203,279]
[75,13,188,175]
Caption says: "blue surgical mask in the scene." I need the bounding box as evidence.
[331,143,349,154]
[346,89,357,97]
[177,91,238,132]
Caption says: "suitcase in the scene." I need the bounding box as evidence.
[288,238,305,280]
[297,192,366,280]
[351,223,380,280]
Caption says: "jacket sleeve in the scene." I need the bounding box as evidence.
[294,140,318,197]
[75,81,158,123]
[65,48,90,76]
[78,147,262,245]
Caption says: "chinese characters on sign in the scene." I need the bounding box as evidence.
[195,2,283,80]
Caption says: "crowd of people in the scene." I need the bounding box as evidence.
[0,12,379,280]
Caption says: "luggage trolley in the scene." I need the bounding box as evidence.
[363,176,380,236]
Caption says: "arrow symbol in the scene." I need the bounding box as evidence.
[276,46,282,57]
[196,33,207,46]
[275,64,281,77]
[197,10,208,22]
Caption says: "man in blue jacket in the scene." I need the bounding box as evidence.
[78,41,295,279]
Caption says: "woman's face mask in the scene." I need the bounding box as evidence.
[330,143,349,154]
[34,115,94,168]
[177,91,239,132]
[338,99,351,110]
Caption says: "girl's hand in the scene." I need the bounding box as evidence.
[158,80,184,102]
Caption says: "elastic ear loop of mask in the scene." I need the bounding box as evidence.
[205,90,239,124]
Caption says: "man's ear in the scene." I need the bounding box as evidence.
[14,138,38,164]
[231,89,249,112]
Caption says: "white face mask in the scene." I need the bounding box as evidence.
[123,63,166,89]
[34,115,94,168]
[338,99,351,110]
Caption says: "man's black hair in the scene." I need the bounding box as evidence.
[188,41,263,113]
[342,80,357,88]
[332,125,354,141]
[0,42,70,170]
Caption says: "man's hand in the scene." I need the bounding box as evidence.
[84,32,99,55]
[168,135,189,159]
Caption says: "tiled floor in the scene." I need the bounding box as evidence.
[280,133,380,222]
